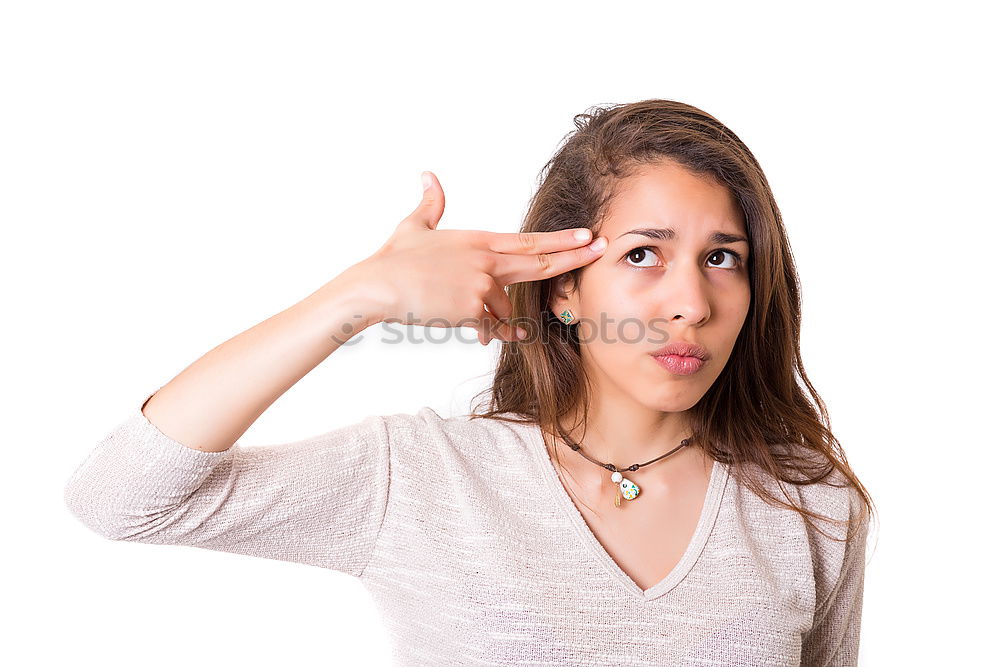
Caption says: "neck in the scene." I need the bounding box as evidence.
[552,400,707,488]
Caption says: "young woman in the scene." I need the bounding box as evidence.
[65,99,875,665]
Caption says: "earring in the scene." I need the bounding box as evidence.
[557,309,575,325]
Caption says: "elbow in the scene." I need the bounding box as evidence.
[63,476,154,542]
[63,478,121,540]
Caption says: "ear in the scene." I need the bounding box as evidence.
[547,271,579,317]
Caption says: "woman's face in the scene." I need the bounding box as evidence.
[551,159,752,415]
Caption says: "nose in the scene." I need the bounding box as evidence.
[656,258,710,327]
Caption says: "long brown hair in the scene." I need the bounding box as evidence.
[468,99,875,544]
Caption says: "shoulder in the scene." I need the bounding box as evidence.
[732,444,870,569]
[741,444,869,534]
[376,406,521,437]
[790,452,870,543]
[772,450,871,606]
[374,406,539,462]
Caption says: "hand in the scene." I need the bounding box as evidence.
[357,171,607,345]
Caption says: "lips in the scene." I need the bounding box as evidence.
[650,340,709,376]
[649,341,710,360]
[651,353,705,376]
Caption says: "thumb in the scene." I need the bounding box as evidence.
[405,170,445,230]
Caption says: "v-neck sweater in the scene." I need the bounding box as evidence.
[64,386,870,666]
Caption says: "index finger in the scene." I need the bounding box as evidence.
[491,234,608,286]
[486,228,594,254]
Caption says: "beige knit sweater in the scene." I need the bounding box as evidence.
[64,386,870,666]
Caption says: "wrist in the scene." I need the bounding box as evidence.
[319,261,396,331]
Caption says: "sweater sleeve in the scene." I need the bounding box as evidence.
[799,486,871,667]
[63,388,392,577]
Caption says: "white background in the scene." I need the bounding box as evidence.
[3,1,996,665]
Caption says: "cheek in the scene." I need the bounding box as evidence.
[581,339,640,381]
[719,286,751,324]
[577,298,650,346]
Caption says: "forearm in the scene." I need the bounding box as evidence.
[140,264,389,453]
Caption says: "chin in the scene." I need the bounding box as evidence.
[639,391,704,414]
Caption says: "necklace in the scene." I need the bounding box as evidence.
[557,431,693,508]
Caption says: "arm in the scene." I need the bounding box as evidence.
[800,492,871,666]
[64,171,603,573]
[135,264,392,454]
[63,265,398,575]
[63,396,393,575]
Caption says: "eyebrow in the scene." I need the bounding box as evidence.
[615,227,749,245]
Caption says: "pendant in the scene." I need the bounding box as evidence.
[610,470,640,505]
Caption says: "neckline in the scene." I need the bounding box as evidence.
[517,419,730,602]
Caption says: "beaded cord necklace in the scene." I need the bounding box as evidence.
[557,431,693,508]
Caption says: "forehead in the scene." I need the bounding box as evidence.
[601,160,746,237]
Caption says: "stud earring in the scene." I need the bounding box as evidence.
[557,309,575,325]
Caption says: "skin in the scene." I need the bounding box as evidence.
[549,158,752,495]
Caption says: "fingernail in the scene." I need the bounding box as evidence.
[588,236,607,252]
[421,171,433,191]
[516,327,528,339]
[573,228,592,242]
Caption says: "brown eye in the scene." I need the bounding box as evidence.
[624,246,658,268]
[707,249,743,269]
